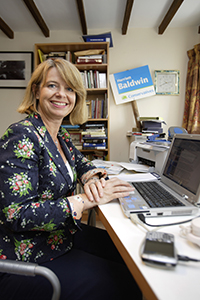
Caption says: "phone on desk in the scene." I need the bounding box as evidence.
[141,231,177,268]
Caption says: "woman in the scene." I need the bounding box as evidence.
[0,58,141,299]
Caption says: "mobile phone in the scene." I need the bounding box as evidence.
[141,231,177,268]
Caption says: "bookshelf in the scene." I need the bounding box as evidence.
[34,42,110,160]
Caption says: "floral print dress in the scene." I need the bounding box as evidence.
[0,113,97,263]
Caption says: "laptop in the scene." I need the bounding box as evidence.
[119,134,200,218]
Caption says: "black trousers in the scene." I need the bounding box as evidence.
[0,224,142,300]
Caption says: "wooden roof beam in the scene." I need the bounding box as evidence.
[76,0,87,35]
[0,17,14,39]
[122,0,134,35]
[158,0,184,35]
[23,0,49,37]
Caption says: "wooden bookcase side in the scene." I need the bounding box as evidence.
[34,42,110,160]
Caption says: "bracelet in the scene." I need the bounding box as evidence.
[82,168,107,185]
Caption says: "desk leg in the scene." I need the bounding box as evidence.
[87,209,96,227]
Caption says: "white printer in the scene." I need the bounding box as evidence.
[129,141,169,174]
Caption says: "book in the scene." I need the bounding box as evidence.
[104,93,108,118]
[81,132,106,136]
[77,55,103,59]
[94,70,100,88]
[84,70,88,88]
[80,72,87,88]
[83,146,106,150]
[76,55,103,64]
[82,32,113,48]
[85,123,105,127]
[77,59,103,64]
[90,70,94,88]
[38,49,45,63]
[99,73,107,88]
[83,139,107,143]
[83,142,106,147]
[61,124,80,129]
[141,121,162,128]
[66,51,72,62]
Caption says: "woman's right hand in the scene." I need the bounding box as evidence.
[69,178,134,218]
[83,177,134,211]
[98,177,134,205]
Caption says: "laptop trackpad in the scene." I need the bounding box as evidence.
[122,192,149,210]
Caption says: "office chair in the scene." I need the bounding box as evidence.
[0,259,61,300]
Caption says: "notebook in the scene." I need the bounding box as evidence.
[119,134,200,218]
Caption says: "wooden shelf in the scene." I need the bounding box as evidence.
[34,42,110,160]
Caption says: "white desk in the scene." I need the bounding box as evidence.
[96,200,200,300]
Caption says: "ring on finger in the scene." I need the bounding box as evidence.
[88,179,98,187]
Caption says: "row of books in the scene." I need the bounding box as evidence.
[76,55,104,64]
[38,49,107,64]
[80,70,107,89]
[81,123,107,150]
[87,96,108,119]
[61,123,107,151]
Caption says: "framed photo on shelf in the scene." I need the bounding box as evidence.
[0,52,33,88]
[70,132,82,144]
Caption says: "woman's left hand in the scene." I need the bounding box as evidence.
[84,177,106,202]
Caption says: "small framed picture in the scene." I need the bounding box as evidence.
[154,70,180,95]
[0,51,33,88]
[70,132,82,143]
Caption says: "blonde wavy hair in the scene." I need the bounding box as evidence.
[18,58,88,125]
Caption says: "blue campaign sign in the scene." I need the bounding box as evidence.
[114,65,153,94]
[109,65,155,105]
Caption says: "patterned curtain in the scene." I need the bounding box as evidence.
[182,44,200,133]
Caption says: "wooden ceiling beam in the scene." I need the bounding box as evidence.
[122,0,134,35]
[23,0,49,37]
[76,0,87,35]
[158,0,184,35]
[0,17,14,39]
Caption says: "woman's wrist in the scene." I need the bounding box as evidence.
[80,193,96,211]
[67,194,96,220]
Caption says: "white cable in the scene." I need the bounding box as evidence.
[130,214,165,232]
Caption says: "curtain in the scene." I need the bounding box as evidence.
[182,44,200,133]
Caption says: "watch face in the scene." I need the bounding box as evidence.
[155,71,179,95]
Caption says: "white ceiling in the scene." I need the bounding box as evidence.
[0,0,200,35]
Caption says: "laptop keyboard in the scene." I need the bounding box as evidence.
[132,181,185,208]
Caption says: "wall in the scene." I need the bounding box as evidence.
[0,27,199,162]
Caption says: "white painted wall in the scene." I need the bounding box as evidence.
[0,28,199,162]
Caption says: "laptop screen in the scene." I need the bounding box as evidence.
[162,137,200,195]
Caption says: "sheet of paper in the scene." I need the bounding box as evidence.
[119,162,151,172]
[92,160,124,174]
[109,171,157,182]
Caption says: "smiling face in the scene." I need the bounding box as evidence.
[37,67,76,124]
